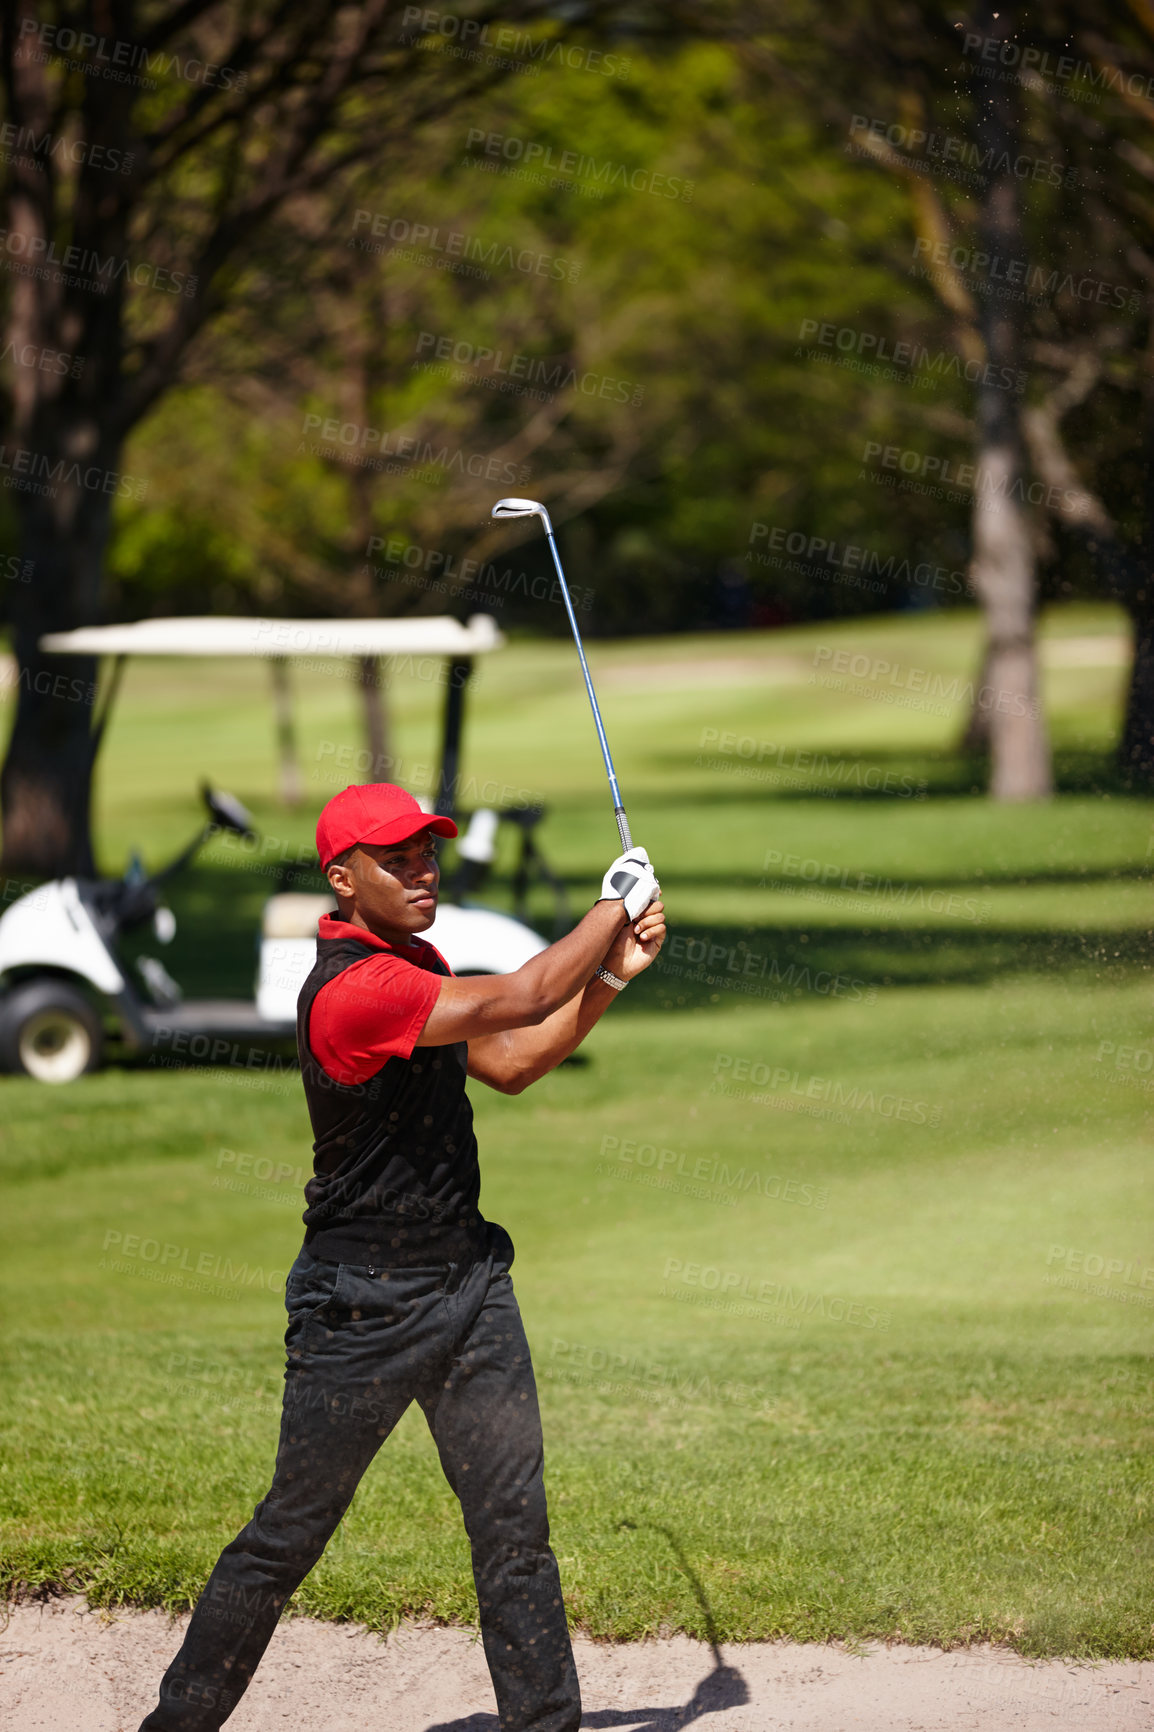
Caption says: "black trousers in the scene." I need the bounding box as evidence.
[138,1226,580,1732]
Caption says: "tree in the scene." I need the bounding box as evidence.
[962,2,1051,798]
[1003,0,1154,784]
[723,0,1056,795]
[105,40,938,639]
[0,0,584,874]
[797,0,1154,787]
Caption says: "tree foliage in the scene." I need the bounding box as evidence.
[2,2,1152,871]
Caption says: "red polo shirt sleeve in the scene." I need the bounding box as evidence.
[307,923,449,1086]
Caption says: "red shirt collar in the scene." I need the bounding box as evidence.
[318,913,429,960]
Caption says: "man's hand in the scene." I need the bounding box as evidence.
[465,895,666,1093]
[598,846,660,919]
[603,897,666,981]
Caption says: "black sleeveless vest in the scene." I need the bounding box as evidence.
[296,931,487,1266]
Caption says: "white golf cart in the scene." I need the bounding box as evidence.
[0,614,567,1082]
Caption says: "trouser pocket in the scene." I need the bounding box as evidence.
[284,1252,346,1356]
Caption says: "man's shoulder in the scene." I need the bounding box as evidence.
[409,936,455,978]
[318,933,448,975]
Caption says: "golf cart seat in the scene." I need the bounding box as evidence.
[262,893,335,939]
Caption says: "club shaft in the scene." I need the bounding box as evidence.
[542,526,631,849]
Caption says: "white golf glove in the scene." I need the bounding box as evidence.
[599,846,660,919]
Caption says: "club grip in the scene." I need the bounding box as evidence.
[614,807,632,851]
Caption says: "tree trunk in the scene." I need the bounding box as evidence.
[269,657,302,808]
[357,656,390,780]
[0,25,132,875]
[1118,585,1154,785]
[1120,395,1154,786]
[967,445,1052,798]
[958,640,992,753]
[964,2,1052,801]
[348,340,391,780]
[0,462,118,875]
[1021,365,1154,785]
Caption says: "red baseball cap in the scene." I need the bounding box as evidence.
[316,783,458,869]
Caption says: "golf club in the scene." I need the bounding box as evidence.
[491,497,633,852]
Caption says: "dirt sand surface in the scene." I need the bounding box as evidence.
[2,1594,1152,1731]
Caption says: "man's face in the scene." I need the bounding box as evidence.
[327,828,441,941]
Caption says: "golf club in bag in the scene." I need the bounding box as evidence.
[491,497,633,852]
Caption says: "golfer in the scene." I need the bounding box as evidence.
[140,782,665,1732]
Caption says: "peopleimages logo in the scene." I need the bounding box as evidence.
[0,121,134,175]
[100,1228,286,1294]
[298,413,529,485]
[659,931,878,1005]
[911,237,1140,313]
[400,7,633,79]
[598,1132,830,1206]
[0,228,197,297]
[847,113,1076,189]
[0,444,149,503]
[413,331,643,404]
[710,1053,942,1126]
[748,522,966,598]
[697,728,925,797]
[660,1257,892,1331]
[365,534,595,613]
[0,337,85,378]
[759,846,988,923]
[18,16,249,90]
[960,29,1154,104]
[464,129,694,201]
[798,316,1025,394]
[350,210,581,282]
[809,645,1039,722]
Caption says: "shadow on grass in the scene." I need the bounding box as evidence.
[133,881,1149,1034]
[647,745,1153,802]
[123,757,1151,1037]
[676,865,1152,889]
[630,920,1149,1014]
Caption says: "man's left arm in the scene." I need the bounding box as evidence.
[467,898,665,1094]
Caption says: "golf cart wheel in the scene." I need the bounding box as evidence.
[0,981,104,1083]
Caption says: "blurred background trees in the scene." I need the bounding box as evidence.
[2,1,1153,871]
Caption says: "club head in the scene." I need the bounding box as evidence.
[491,496,552,532]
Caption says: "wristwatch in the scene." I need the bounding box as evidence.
[595,964,628,991]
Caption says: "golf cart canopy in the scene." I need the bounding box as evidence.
[39,613,505,818]
[40,613,503,658]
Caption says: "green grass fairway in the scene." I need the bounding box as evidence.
[1,603,1152,1657]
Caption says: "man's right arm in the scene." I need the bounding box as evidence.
[415,898,628,1045]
